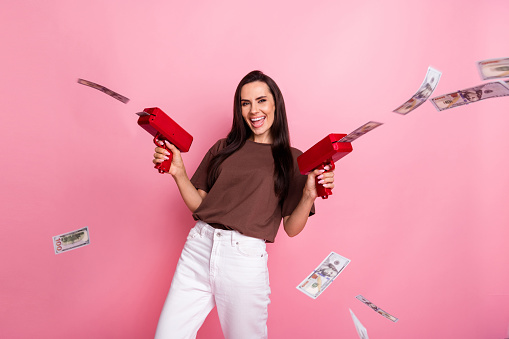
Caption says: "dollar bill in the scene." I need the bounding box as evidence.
[53,227,90,254]
[477,57,509,80]
[355,295,399,322]
[393,66,442,115]
[349,309,369,339]
[430,81,509,111]
[296,251,350,299]
[77,78,130,104]
[338,121,383,143]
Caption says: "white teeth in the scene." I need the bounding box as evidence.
[251,117,264,122]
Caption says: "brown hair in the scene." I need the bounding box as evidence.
[207,70,294,201]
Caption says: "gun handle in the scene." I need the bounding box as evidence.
[153,135,173,174]
[315,161,335,199]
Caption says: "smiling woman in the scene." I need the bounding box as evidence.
[240,81,276,144]
[151,70,335,338]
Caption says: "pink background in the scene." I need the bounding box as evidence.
[1,0,508,338]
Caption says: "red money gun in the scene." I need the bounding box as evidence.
[137,107,193,173]
[297,134,353,199]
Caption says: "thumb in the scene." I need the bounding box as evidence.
[165,141,181,154]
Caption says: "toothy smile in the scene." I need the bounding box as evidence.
[251,116,265,128]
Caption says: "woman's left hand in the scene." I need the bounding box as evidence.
[303,165,335,200]
[284,165,335,237]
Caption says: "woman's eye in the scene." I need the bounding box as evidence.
[258,99,266,103]
[241,102,250,106]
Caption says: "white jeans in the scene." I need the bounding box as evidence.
[154,221,271,339]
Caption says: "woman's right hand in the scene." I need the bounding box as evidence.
[153,140,205,212]
[153,140,186,177]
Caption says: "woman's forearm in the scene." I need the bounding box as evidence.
[283,190,315,237]
[172,172,206,212]
[283,166,335,237]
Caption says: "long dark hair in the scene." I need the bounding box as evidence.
[206,70,294,201]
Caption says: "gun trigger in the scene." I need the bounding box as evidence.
[153,134,164,147]
[324,161,335,171]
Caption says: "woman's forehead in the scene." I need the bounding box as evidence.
[241,81,271,97]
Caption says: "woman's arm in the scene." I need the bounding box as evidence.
[283,166,334,237]
[154,141,207,212]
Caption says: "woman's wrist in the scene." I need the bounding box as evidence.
[171,168,188,181]
[302,188,317,204]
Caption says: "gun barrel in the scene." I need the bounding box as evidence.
[297,134,352,175]
[137,107,193,152]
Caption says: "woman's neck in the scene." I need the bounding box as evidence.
[250,134,273,144]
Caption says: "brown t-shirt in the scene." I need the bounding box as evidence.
[191,139,315,243]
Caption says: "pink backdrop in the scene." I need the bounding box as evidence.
[1,0,508,338]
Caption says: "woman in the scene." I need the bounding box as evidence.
[153,70,335,339]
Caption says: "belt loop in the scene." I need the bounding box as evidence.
[231,231,236,247]
[197,221,207,237]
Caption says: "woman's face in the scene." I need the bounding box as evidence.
[240,81,275,144]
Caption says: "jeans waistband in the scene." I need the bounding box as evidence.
[208,222,233,230]
[194,221,266,246]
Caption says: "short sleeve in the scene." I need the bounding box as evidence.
[190,139,226,192]
[281,148,316,218]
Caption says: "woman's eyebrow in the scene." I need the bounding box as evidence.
[241,95,267,101]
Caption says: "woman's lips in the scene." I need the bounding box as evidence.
[251,116,265,128]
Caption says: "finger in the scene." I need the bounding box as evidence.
[317,171,334,180]
[153,152,170,161]
[317,174,334,183]
[322,173,334,183]
[165,142,181,158]
[312,168,326,178]
[318,173,335,183]
[319,175,334,182]
[164,140,180,153]
[154,147,171,156]
[322,178,334,186]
